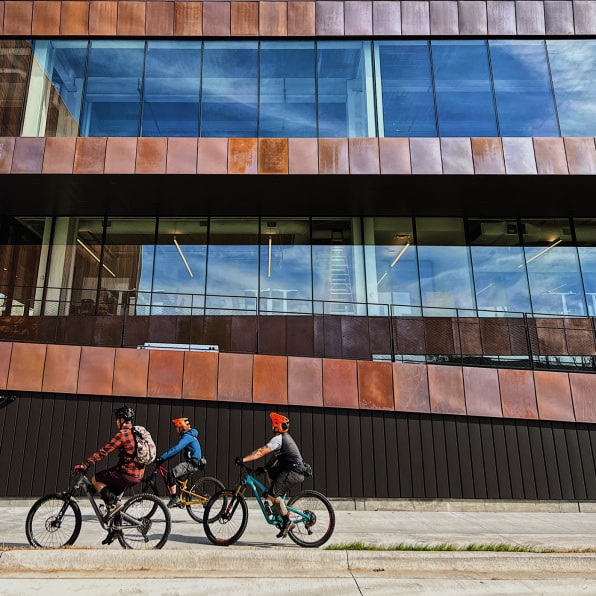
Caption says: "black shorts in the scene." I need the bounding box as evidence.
[268,467,304,498]
[95,467,141,491]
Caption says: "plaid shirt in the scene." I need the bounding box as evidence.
[85,424,144,479]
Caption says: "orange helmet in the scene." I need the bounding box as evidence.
[270,412,289,433]
[172,417,191,431]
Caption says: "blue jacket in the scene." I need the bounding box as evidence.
[160,428,202,461]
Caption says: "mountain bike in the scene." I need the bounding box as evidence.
[128,461,225,523]
[202,461,335,548]
[25,471,171,549]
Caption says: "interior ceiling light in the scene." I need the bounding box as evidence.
[390,242,410,268]
[174,236,194,278]
[517,238,562,269]
[76,238,116,278]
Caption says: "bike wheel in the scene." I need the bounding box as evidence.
[202,490,248,546]
[116,493,171,550]
[185,476,226,523]
[122,479,160,517]
[286,490,335,548]
[25,494,82,548]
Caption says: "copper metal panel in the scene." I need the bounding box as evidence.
[348,138,379,174]
[533,137,568,174]
[63,315,94,346]
[569,372,596,423]
[258,138,288,174]
[534,369,575,422]
[440,137,474,174]
[430,0,459,35]
[410,138,442,174]
[394,317,426,355]
[147,349,184,399]
[136,137,167,173]
[42,137,76,174]
[487,0,517,34]
[253,354,288,405]
[401,1,431,36]
[259,1,287,36]
[0,2,4,36]
[544,0,574,35]
[166,137,198,174]
[0,342,11,390]
[117,1,146,35]
[32,1,61,35]
[146,1,174,36]
[288,356,323,407]
[458,319,482,355]
[229,138,258,174]
[318,138,349,174]
[203,316,232,352]
[368,317,392,356]
[372,0,400,34]
[345,1,373,36]
[217,352,253,402]
[536,324,567,355]
[4,1,33,35]
[458,0,487,35]
[7,342,45,392]
[341,316,370,360]
[463,367,503,418]
[379,138,411,174]
[77,346,115,396]
[0,138,15,174]
[148,315,177,344]
[42,345,80,394]
[288,138,318,174]
[60,1,89,35]
[564,138,596,174]
[230,316,257,353]
[197,137,228,173]
[286,316,315,356]
[257,317,286,355]
[89,1,118,35]
[105,137,137,174]
[231,1,258,35]
[174,1,202,35]
[203,1,231,36]
[122,316,149,348]
[565,329,596,355]
[315,1,344,35]
[498,368,538,419]
[74,137,107,174]
[113,347,149,398]
[502,137,537,174]
[574,1,596,34]
[393,361,430,413]
[322,358,358,408]
[182,351,218,400]
[516,0,545,34]
[11,138,44,174]
[358,360,394,410]
[479,318,512,355]
[428,365,466,415]
[471,138,505,174]
[288,0,315,36]
[424,318,455,354]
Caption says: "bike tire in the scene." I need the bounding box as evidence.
[123,478,160,516]
[286,490,335,548]
[116,493,171,550]
[25,494,82,548]
[202,490,248,546]
[185,476,226,523]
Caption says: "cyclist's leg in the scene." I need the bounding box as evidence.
[167,461,196,506]
[269,469,304,538]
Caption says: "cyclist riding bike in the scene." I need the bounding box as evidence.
[155,417,204,508]
[73,405,145,544]
[237,412,306,539]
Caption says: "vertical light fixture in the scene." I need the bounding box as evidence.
[390,242,410,268]
[173,236,194,278]
[268,235,272,277]
[517,238,562,269]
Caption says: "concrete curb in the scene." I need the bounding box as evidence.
[2,549,596,575]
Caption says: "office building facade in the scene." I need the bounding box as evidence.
[1,1,596,500]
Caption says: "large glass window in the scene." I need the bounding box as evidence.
[81,41,145,137]
[200,42,258,137]
[0,40,33,136]
[141,41,202,137]
[575,219,596,316]
[317,41,375,138]
[375,41,436,137]
[489,41,559,137]
[432,40,498,137]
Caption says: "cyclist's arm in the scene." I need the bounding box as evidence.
[83,432,122,467]
[242,444,272,463]
[159,434,191,461]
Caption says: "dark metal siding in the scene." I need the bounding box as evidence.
[1,392,596,500]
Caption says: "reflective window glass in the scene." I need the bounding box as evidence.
[317,41,375,138]
[375,41,436,137]
[0,40,33,136]
[489,41,559,137]
[201,42,258,137]
[548,40,596,137]
[259,42,316,137]
[142,41,201,137]
[81,41,145,136]
[432,41,497,137]
[572,219,596,315]
[468,218,531,315]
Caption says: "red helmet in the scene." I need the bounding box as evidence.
[270,412,289,433]
[172,417,191,431]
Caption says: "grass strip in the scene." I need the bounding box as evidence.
[326,541,596,553]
